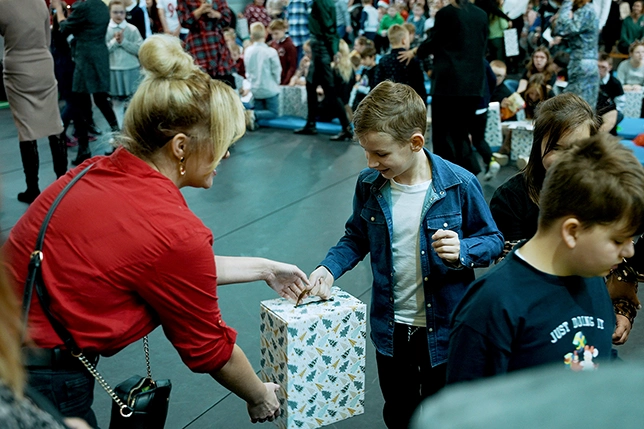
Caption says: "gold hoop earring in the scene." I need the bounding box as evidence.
[179,157,186,176]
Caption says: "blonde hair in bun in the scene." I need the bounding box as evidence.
[119,34,245,168]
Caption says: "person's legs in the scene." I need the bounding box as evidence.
[48,134,68,178]
[470,111,493,166]
[17,140,40,203]
[92,92,119,133]
[28,368,98,427]
[253,95,279,120]
[376,324,444,429]
[70,92,91,166]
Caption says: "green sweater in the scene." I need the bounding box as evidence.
[378,13,404,34]
[309,0,339,54]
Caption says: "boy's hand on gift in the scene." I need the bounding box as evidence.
[248,382,281,423]
[308,266,334,300]
[265,261,309,301]
[431,229,460,263]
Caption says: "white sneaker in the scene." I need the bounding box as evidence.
[493,153,509,166]
[484,160,501,181]
[516,155,529,170]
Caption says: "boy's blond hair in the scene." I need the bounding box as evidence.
[387,24,409,46]
[250,22,266,42]
[490,60,507,72]
[268,19,288,32]
[402,22,416,38]
[539,134,644,236]
[354,81,426,144]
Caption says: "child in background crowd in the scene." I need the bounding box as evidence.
[349,45,377,110]
[244,22,281,128]
[106,0,143,132]
[156,0,188,38]
[229,42,246,78]
[306,81,503,429]
[407,3,427,43]
[244,0,272,29]
[374,25,426,103]
[268,19,297,85]
[360,0,379,40]
[449,134,644,382]
[377,2,404,52]
[288,40,311,86]
[331,39,356,120]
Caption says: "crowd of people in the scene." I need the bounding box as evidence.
[2,0,644,428]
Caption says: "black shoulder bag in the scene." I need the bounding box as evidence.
[21,165,172,429]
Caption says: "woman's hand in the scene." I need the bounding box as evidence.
[308,266,334,300]
[64,418,92,429]
[431,229,461,264]
[613,314,632,345]
[247,383,281,423]
[397,48,416,66]
[264,261,309,301]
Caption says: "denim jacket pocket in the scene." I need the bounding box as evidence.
[426,213,463,234]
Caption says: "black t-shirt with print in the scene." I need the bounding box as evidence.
[447,246,615,384]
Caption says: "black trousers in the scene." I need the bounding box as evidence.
[306,40,349,129]
[376,323,447,429]
[470,110,493,166]
[431,95,481,175]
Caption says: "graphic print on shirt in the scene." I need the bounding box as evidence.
[549,315,605,371]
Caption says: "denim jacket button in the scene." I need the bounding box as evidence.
[389,321,393,326]
[428,328,433,332]
[424,277,428,282]
[426,303,431,308]
[443,222,448,227]
[371,217,375,221]
[421,250,425,255]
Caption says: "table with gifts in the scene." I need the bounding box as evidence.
[278,86,308,119]
[260,287,367,429]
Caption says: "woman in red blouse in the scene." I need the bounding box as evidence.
[3,35,308,426]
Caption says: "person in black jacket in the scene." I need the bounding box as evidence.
[398,0,488,174]
[294,0,353,140]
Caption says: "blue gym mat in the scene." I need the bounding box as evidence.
[621,140,644,164]
[617,117,644,140]
[256,116,343,135]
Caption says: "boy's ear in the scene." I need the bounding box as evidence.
[561,217,582,249]
[410,133,425,151]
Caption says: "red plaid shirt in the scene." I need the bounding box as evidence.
[178,0,234,77]
[243,4,272,28]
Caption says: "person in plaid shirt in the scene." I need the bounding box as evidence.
[178,0,235,86]
[244,0,272,28]
[287,0,311,60]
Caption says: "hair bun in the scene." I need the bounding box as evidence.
[138,34,199,80]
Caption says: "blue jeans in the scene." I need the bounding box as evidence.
[253,95,279,120]
[28,368,98,428]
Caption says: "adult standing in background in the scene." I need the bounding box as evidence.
[52,0,121,166]
[124,0,148,38]
[178,0,236,87]
[553,0,600,109]
[0,0,67,204]
[399,0,488,174]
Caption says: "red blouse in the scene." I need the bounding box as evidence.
[4,148,236,373]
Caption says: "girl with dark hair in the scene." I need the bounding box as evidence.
[516,46,556,93]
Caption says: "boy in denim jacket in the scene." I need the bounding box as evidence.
[307,81,504,429]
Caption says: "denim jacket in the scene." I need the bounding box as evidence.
[320,150,503,366]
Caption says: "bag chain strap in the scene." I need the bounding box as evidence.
[73,336,151,418]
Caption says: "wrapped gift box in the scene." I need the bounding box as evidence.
[278,86,308,119]
[623,90,644,119]
[485,102,503,150]
[259,287,367,429]
[506,120,534,160]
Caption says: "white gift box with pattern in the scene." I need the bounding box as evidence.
[259,287,367,429]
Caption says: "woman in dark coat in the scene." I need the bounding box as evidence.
[52,0,120,165]
[399,0,488,174]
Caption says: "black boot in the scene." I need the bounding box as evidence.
[294,122,318,135]
[18,140,40,204]
[72,137,91,166]
[49,134,68,178]
[330,126,353,142]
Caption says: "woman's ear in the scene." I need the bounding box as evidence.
[561,217,581,249]
[169,133,190,160]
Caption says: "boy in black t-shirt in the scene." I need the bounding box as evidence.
[597,52,625,135]
[447,135,644,383]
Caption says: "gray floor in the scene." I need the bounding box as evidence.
[2,106,644,428]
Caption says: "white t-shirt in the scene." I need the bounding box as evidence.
[390,178,431,327]
[157,0,188,34]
